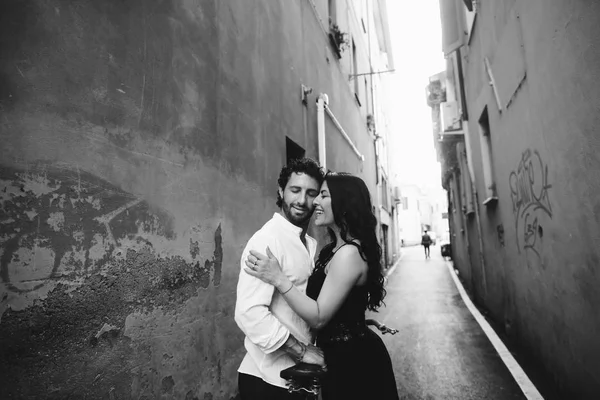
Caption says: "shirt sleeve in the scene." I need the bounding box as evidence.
[234,233,290,354]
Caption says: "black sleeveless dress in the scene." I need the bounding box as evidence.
[306,244,399,400]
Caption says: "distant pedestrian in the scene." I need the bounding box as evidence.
[421,230,432,259]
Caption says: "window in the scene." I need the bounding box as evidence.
[286,137,305,164]
[364,78,369,111]
[478,108,497,205]
[381,176,389,210]
[462,0,477,41]
[352,39,360,105]
[402,197,408,210]
[440,0,478,55]
[457,142,475,214]
[439,0,464,55]
[381,224,389,266]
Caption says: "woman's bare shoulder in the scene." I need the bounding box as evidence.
[328,243,367,275]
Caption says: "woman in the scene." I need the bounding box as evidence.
[245,172,399,400]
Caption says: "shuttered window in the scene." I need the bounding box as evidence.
[439,0,465,55]
[456,142,474,214]
[478,108,497,204]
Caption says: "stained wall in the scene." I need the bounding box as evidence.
[0,0,378,398]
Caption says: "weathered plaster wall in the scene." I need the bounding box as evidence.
[462,0,600,396]
[446,171,472,288]
[0,0,377,398]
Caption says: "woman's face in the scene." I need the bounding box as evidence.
[313,181,335,227]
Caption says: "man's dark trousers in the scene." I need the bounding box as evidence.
[238,373,305,400]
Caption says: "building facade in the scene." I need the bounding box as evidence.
[0,0,394,398]
[398,184,426,246]
[396,183,447,247]
[432,0,600,396]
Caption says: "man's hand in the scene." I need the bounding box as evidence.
[281,335,326,368]
[300,344,326,367]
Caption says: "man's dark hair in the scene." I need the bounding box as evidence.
[276,158,324,207]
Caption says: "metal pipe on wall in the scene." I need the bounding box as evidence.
[317,93,365,172]
[317,94,327,169]
[324,105,365,162]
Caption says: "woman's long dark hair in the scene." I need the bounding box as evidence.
[316,172,386,312]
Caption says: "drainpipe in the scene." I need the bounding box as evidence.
[317,94,327,170]
[462,122,487,295]
[472,188,488,295]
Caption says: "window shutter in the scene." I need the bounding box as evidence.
[439,0,465,55]
[456,142,474,214]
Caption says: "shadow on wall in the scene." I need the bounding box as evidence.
[0,163,226,399]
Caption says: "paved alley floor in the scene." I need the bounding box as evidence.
[369,246,532,400]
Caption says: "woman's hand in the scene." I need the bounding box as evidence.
[302,344,326,367]
[244,247,287,289]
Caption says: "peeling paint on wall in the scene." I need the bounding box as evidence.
[0,163,183,316]
[0,163,226,399]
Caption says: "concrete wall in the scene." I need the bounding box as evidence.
[461,0,600,396]
[446,171,472,285]
[0,0,380,398]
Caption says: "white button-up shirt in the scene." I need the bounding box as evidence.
[235,213,317,388]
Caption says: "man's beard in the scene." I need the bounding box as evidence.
[282,201,313,227]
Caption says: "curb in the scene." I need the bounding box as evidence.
[384,251,404,278]
[445,261,544,400]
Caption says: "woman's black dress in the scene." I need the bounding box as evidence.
[306,246,399,400]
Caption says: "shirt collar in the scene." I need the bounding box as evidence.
[272,212,304,235]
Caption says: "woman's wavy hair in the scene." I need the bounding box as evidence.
[317,172,386,311]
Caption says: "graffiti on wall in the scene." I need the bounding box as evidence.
[497,224,505,247]
[508,149,552,257]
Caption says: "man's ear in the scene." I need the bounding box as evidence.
[278,187,284,201]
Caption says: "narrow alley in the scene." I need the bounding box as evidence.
[2,0,600,398]
[370,246,535,400]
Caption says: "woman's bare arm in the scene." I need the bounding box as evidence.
[246,246,366,329]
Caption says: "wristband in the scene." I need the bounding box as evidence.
[279,281,294,295]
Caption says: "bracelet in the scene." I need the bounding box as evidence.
[296,341,307,362]
[279,281,294,295]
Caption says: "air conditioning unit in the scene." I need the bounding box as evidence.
[393,187,401,202]
[440,101,462,133]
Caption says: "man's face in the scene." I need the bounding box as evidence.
[279,172,320,227]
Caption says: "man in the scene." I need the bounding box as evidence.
[421,230,432,259]
[234,158,326,399]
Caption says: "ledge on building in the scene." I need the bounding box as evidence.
[482,196,498,207]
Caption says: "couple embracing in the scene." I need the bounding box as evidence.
[234,158,399,400]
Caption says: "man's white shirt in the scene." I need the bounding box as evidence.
[234,213,317,388]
